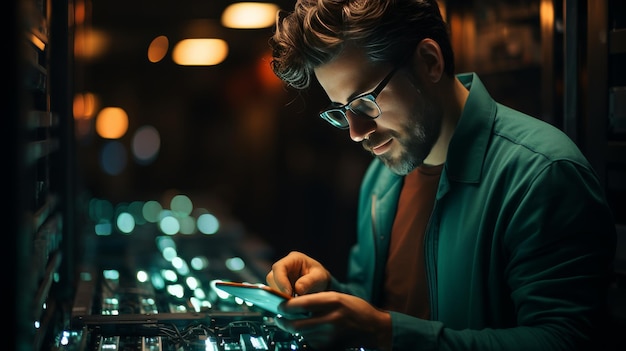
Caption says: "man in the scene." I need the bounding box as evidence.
[264,1,617,350]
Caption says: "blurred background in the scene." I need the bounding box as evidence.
[11,0,626,350]
[72,0,376,279]
[71,0,554,278]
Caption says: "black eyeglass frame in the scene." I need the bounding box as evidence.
[318,64,401,130]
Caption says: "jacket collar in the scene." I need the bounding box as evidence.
[444,73,496,184]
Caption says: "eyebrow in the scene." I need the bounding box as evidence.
[335,64,399,105]
[331,70,390,105]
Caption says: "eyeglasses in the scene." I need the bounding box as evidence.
[319,64,400,130]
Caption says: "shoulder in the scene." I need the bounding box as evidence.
[491,104,591,169]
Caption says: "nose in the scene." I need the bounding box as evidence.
[346,110,376,142]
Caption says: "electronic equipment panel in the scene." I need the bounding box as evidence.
[64,260,310,351]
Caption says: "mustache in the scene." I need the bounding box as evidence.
[362,131,396,151]
[361,138,378,152]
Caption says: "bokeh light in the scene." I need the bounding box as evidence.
[87,194,230,237]
[142,201,163,223]
[171,194,193,216]
[147,35,169,63]
[221,2,279,29]
[172,38,228,66]
[95,107,129,139]
[100,141,127,175]
[225,257,245,271]
[132,125,161,165]
[197,213,219,234]
[116,212,135,234]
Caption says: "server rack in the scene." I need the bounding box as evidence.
[582,0,626,347]
[13,0,76,349]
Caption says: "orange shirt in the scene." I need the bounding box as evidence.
[381,164,443,319]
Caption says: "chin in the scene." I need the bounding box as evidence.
[379,156,417,176]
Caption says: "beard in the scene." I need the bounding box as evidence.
[367,98,442,176]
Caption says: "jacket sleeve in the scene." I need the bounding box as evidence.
[388,160,616,351]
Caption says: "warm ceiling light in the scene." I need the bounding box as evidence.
[221,2,279,29]
[172,39,229,66]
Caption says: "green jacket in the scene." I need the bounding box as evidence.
[330,73,616,350]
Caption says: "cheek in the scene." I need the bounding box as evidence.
[378,85,420,126]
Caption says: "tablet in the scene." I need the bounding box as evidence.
[214,281,293,316]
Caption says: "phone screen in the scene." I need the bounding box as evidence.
[214,281,292,316]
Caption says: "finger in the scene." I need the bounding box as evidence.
[275,312,318,330]
[281,292,334,313]
[268,263,295,295]
[277,299,312,319]
[294,273,328,295]
[265,270,277,289]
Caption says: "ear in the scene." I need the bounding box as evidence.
[414,38,444,83]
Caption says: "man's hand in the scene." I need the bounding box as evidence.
[275,291,392,351]
[266,251,331,296]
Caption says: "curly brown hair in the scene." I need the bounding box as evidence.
[270,0,455,90]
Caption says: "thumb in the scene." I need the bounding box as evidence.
[294,273,329,295]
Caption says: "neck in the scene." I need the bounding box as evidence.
[422,76,469,166]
